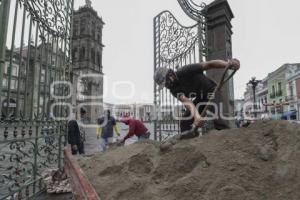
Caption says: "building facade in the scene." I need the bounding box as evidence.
[256,77,269,119]
[1,43,64,119]
[285,64,300,120]
[244,63,300,121]
[72,1,104,123]
[267,64,290,119]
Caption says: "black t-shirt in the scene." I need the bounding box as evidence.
[169,64,216,101]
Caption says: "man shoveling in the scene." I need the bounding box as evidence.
[154,59,240,139]
[119,118,151,144]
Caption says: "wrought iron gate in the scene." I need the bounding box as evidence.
[0,0,74,199]
[153,0,208,141]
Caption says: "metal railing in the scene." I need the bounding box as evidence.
[0,0,74,199]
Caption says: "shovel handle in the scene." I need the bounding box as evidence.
[194,67,237,131]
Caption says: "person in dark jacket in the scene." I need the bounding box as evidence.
[97,110,120,152]
[119,118,150,143]
[154,59,240,135]
[68,119,84,155]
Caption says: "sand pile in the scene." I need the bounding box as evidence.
[78,120,300,200]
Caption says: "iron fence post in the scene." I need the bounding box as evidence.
[33,124,39,194]
[58,122,63,169]
[0,0,11,116]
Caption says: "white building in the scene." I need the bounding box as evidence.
[285,64,300,120]
[256,77,269,118]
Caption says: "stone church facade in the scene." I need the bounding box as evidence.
[72,2,104,123]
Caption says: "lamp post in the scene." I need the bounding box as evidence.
[247,77,262,118]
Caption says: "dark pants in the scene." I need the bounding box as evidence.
[138,132,151,140]
[71,142,85,155]
[180,96,229,132]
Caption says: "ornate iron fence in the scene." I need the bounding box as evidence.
[0,0,74,199]
[153,0,208,141]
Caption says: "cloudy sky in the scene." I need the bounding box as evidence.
[74,0,300,104]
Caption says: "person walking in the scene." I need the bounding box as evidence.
[97,110,120,152]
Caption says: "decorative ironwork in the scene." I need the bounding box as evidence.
[159,11,198,62]
[153,1,207,141]
[19,0,72,38]
[0,120,67,199]
[0,0,73,199]
[177,0,206,21]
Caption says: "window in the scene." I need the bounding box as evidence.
[80,19,86,34]
[272,85,275,94]
[11,79,17,90]
[277,82,282,96]
[20,80,25,91]
[73,23,78,36]
[96,52,100,66]
[289,82,294,97]
[40,96,44,106]
[12,65,18,77]
[91,24,95,38]
[72,48,78,62]
[91,48,95,64]
[278,82,282,92]
[51,59,56,66]
[20,66,27,77]
[41,69,46,83]
[80,47,85,61]
[97,34,101,43]
[270,85,276,98]
[2,78,8,88]
[4,63,8,74]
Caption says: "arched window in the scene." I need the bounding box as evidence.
[73,22,78,36]
[91,48,95,64]
[80,19,86,34]
[91,24,95,39]
[72,48,78,61]
[96,52,100,66]
[80,47,85,61]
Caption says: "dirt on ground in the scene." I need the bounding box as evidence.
[78,120,300,200]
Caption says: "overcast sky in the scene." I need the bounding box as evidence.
[74,0,300,104]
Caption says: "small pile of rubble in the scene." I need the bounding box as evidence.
[42,169,72,194]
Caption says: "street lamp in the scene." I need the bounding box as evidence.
[247,77,262,118]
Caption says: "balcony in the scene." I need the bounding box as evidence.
[285,95,296,102]
[269,93,275,99]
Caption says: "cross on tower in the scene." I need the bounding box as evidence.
[85,0,92,7]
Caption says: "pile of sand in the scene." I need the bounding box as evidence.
[78,120,300,200]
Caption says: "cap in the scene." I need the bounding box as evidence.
[154,67,171,91]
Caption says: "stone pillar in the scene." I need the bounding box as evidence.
[205,0,235,128]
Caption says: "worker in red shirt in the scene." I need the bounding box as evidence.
[119,118,151,143]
